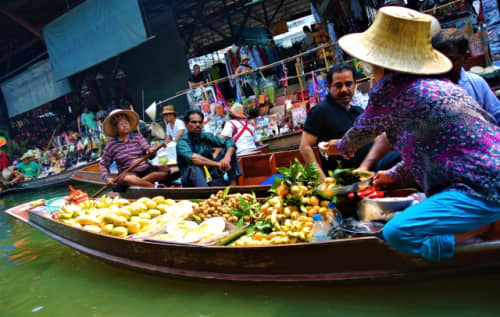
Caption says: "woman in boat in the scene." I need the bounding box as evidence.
[6,151,40,186]
[100,110,170,188]
[323,7,500,262]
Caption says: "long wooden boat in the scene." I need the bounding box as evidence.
[71,148,318,199]
[6,201,500,283]
[0,160,99,197]
[262,131,301,152]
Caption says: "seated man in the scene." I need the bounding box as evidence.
[100,109,170,188]
[177,110,241,187]
[220,103,263,155]
[6,151,40,186]
[300,64,399,179]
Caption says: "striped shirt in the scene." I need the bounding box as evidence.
[100,133,151,180]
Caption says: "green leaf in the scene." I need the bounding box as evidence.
[237,216,244,228]
[230,208,243,217]
[192,214,202,222]
[221,185,231,201]
[238,198,251,213]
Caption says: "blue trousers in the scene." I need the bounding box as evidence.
[382,190,500,262]
[181,151,242,187]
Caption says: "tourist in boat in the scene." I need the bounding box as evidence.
[6,151,40,186]
[220,103,263,155]
[162,105,185,143]
[299,63,400,179]
[322,6,500,262]
[176,110,241,187]
[100,110,171,188]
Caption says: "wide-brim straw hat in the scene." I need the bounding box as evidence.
[338,6,452,75]
[240,54,250,62]
[228,103,248,119]
[20,150,35,160]
[103,109,139,137]
[161,105,177,116]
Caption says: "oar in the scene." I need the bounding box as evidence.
[92,143,165,198]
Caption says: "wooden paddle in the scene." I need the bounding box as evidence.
[92,143,165,198]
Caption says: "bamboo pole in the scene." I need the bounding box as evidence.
[422,0,463,13]
[175,43,333,95]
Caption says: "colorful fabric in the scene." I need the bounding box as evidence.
[0,152,9,170]
[100,133,151,179]
[383,190,500,262]
[176,132,235,177]
[16,161,40,178]
[458,68,500,123]
[335,73,500,201]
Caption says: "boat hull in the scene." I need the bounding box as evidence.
[6,202,500,282]
[0,161,99,196]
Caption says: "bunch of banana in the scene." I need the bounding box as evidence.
[53,195,188,238]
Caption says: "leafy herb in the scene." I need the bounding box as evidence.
[230,197,261,228]
[221,185,231,202]
[274,159,321,188]
[255,220,273,233]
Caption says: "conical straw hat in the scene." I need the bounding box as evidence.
[145,101,157,121]
[338,6,452,75]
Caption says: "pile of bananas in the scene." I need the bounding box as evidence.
[55,195,187,238]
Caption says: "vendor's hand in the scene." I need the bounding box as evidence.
[220,156,231,171]
[373,171,395,189]
[105,177,115,186]
[319,139,340,156]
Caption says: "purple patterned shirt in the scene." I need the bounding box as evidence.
[336,73,500,201]
[100,133,151,179]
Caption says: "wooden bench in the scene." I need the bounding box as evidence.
[237,153,276,186]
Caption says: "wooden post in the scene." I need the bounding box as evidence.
[295,58,304,101]
[321,48,330,71]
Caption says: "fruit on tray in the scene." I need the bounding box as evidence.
[54,195,194,238]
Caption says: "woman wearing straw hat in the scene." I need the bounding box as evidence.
[322,6,500,262]
[220,103,263,155]
[162,105,185,143]
[6,150,40,186]
[100,110,170,188]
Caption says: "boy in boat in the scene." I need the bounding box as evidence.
[176,110,241,187]
[99,110,171,188]
[220,103,263,155]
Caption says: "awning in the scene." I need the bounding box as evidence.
[43,0,148,80]
[0,59,71,118]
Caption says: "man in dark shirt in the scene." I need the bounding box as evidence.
[188,64,205,88]
[300,64,372,179]
[176,110,241,187]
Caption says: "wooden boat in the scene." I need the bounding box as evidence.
[6,201,500,283]
[71,149,320,199]
[262,131,301,152]
[0,160,99,197]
